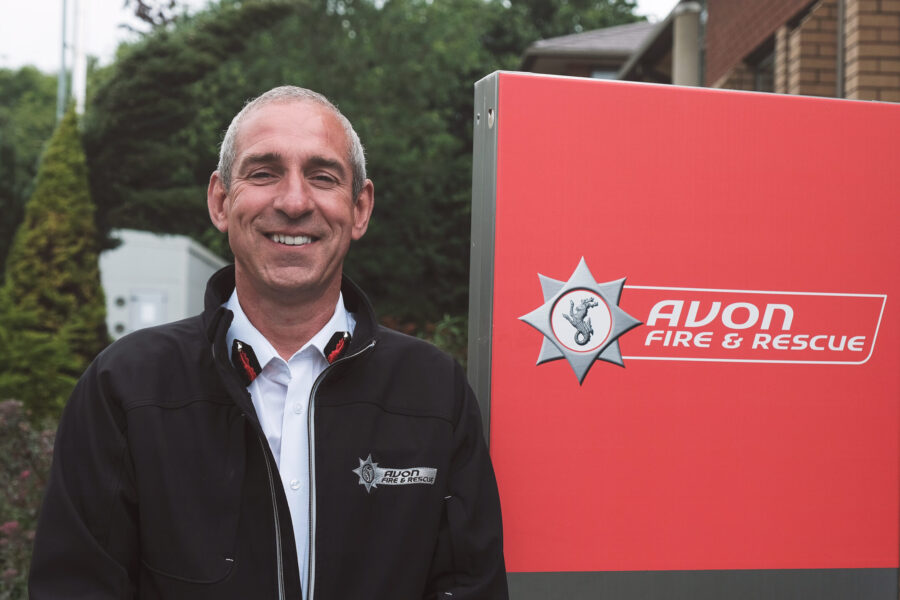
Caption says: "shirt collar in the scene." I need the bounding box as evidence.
[224,289,356,369]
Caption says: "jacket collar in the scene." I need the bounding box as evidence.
[202,264,378,354]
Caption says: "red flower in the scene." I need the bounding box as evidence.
[0,521,20,536]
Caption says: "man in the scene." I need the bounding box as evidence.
[30,86,508,599]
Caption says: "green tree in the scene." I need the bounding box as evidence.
[124,0,185,29]
[342,0,520,319]
[0,67,58,279]
[83,0,290,257]
[512,0,640,40]
[0,110,108,421]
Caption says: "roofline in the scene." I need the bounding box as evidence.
[523,44,637,58]
[617,9,677,80]
[525,20,656,49]
[521,47,635,70]
[521,20,657,71]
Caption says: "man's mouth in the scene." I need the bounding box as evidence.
[268,233,314,246]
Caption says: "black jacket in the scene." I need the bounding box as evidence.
[29,267,507,599]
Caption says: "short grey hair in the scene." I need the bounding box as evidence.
[217,86,367,200]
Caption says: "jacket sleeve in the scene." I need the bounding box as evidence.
[29,361,140,598]
[424,363,509,599]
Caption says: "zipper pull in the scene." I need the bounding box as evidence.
[324,331,352,364]
[231,339,262,385]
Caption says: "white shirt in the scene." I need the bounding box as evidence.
[224,289,355,595]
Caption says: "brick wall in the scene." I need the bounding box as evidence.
[845,0,900,100]
[706,0,814,86]
[787,0,839,96]
[625,0,899,102]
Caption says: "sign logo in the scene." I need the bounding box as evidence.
[520,257,642,384]
[521,259,887,381]
[352,454,438,493]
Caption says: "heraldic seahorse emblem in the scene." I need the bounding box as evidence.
[562,297,599,346]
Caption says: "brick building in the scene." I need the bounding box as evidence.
[702,0,900,101]
[528,0,900,103]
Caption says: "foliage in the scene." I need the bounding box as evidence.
[124,0,184,30]
[0,67,58,281]
[0,400,55,600]
[82,0,291,257]
[340,0,517,321]
[418,314,469,370]
[84,0,641,323]
[0,110,108,422]
[511,0,641,40]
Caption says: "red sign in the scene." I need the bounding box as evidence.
[481,73,900,573]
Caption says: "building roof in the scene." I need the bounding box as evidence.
[522,21,657,71]
[617,9,676,82]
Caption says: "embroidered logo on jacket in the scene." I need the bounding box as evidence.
[352,454,437,493]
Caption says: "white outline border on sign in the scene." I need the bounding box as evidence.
[621,286,888,366]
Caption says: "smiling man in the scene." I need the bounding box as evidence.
[30,86,508,599]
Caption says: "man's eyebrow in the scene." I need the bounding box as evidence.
[236,152,284,174]
[306,156,347,178]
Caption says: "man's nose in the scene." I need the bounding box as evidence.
[273,173,313,217]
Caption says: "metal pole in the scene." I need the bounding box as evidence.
[56,0,68,121]
[672,2,703,86]
[71,0,88,115]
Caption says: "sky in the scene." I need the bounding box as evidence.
[0,0,680,73]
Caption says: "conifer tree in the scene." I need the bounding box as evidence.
[0,109,108,421]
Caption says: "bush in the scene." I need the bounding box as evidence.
[0,109,108,422]
[418,314,468,371]
[0,400,55,599]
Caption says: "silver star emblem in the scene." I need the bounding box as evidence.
[352,454,379,493]
[519,257,642,384]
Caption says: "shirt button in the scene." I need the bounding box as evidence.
[293,402,303,415]
[290,479,300,490]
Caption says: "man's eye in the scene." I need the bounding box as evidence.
[311,174,338,185]
[250,171,274,179]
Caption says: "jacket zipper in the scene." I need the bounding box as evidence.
[213,338,287,600]
[306,340,376,600]
[258,435,286,600]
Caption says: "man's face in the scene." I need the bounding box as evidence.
[207,101,373,305]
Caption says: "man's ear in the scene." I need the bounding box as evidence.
[351,179,375,241]
[207,171,229,233]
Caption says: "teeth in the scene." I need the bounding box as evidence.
[270,234,312,246]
